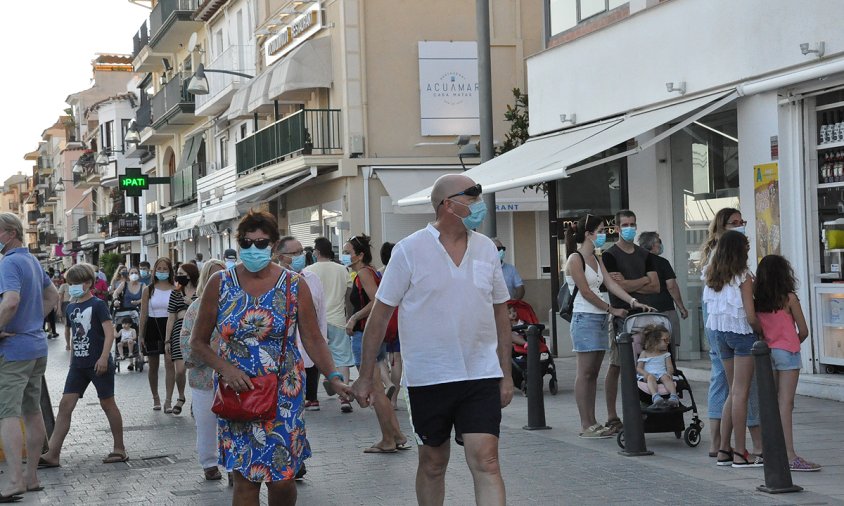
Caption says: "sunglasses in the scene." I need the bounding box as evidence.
[238,238,273,250]
[439,184,482,206]
[497,246,506,252]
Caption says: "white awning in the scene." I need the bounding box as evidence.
[236,167,318,213]
[375,166,547,214]
[246,65,275,114]
[224,86,251,121]
[399,90,737,206]
[268,37,332,100]
[162,226,197,243]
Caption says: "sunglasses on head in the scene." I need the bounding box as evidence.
[439,184,483,206]
[238,238,273,250]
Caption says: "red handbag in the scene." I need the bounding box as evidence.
[211,373,278,422]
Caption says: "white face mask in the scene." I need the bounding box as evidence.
[129,274,139,282]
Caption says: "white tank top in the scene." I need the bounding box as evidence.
[565,254,609,314]
[148,288,172,318]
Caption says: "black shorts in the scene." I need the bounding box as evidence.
[408,378,501,447]
[64,363,116,399]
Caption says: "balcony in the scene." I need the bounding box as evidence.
[195,45,255,117]
[77,216,90,237]
[40,232,59,247]
[132,20,149,60]
[150,75,196,134]
[170,162,200,206]
[111,214,142,237]
[149,0,201,52]
[27,210,39,224]
[37,156,54,177]
[236,109,342,175]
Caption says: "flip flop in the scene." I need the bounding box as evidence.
[36,457,59,469]
[102,451,129,464]
[0,493,22,503]
[395,441,412,451]
[26,486,45,492]
[363,446,397,454]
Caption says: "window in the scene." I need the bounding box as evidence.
[549,0,627,35]
[103,121,114,150]
[120,119,130,150]
[219,136,229,168]
[240,123,248,140]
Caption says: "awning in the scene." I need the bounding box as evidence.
[177,133,203,172]
[162,211,204,243]
[399,90,737,206]
[246,65,275,114]
[236,167,318,213]
[375,166,547,214]
[224,86,251,121]
[268,37,332,100]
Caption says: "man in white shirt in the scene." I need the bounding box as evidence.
[304,237,356,413]
[352,174,513,506]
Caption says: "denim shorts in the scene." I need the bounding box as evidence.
[770,348,802,371]
[351,331,387,368]
[712,330,757,359]
[570,312,609,353]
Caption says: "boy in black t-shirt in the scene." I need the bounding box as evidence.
[38,264,127,468]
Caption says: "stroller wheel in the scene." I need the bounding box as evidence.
[548,378,558,395]
[683,426,701,447]
[616,430,625,449]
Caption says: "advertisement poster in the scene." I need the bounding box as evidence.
[754,162,780,262]
[418,41,480,136]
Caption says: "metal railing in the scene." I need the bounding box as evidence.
[195,45,256,110]
[235,109,342,175]
[111,215,141,236]
[171,162,201,205]
[132,20,149,58]
[149,0,199,44]
[137,92,152,130]
[78,216,90,237]
[150,75,195,127]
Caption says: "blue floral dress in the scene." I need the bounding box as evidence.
[215,268,310,482]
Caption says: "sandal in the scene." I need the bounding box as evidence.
[204,466,223,480]
[163,399,173,414]
[152,397,161,411]
[732,449,761,468]
[578,424,613,439]
[172,397,186,415]
[102,451,129,464]
[716,449,734,466]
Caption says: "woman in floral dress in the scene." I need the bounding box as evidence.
[190,210,352,506]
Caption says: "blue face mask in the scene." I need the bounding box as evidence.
[155,272,170,281]
[69,284,86,298]
[497,249,505,262]
[139,269,149,278]
[458,200,487,230]
[225,260,236,269]
[240,245,272,272]
[620,226,636,242]
[732,226,746,235]
[592,233,607,249]
[290,254,307,272]
[340,253,352,267]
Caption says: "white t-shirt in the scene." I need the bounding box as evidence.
[304,261,349,327]
[295,270,327,368]
[376,224,510,387]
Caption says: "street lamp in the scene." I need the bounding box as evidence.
[125,119,140,145]
[54,178,75,192]
[187,63,254,96]
[97,147,125,166]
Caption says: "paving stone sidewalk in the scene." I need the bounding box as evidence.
[3,329,842,505]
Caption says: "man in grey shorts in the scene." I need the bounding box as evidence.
[0,213,59,499]
[305,237,356,413]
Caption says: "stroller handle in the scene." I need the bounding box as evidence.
[511,323,546,332]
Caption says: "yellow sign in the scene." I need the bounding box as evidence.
[754,162,780,262]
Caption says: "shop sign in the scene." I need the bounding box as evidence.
[418,41,480,136]
[754,162,780,262]
[264,3,323,66]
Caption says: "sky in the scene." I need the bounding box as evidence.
[0,1,150,183]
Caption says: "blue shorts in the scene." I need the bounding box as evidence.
[570,312,609,353]
[351,331,387,368]
[712,330,757,359]
[386,337,401,354]
[327,324,355,367]
[771,348,801,371]
[63,363,115,399]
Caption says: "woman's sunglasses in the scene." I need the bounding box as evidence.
[238,238,273,250]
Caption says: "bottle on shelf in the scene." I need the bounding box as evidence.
[836,151,843,182]
[823,152,831,183]
[821,112,829,145]
[837,111,844,144]
[834,111,842,144]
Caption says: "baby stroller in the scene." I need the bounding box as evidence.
[509,300,558,395]
[615,312,703,449]
[112,310,144,373]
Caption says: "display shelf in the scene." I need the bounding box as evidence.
[816,140,844,151]
[816,100,844,112]
[817,181,844,189]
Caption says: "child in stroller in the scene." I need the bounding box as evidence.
[636,324,680,409]
[508,300,558,395]
[116,318,137,360]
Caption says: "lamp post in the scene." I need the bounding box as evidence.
[187,63,257,128]
[53,178,76,193]
[476,0,496,238]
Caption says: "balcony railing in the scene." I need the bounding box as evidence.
[171,162,201,205]
[110,215,142,237]
[151,75,195,128]
[137,92,152,130]
[132,20,149,59]
[77,216,90,237]
[236,109,342,175]
[27,210,39,224]
[40,232,58,245]
[195,45,255,110]
[149,0,199,46]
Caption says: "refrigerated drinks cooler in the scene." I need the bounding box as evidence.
[813,287,844,371]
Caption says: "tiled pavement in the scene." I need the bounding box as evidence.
[3,326,843,505]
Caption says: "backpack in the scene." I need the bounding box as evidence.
[355,267,399,344]
[558,251,584,322]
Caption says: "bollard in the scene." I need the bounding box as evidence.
[523,325,551,431]
[616,332,653,456]
[752,340,803,494]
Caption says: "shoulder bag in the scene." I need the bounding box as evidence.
[558,251,585,322]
